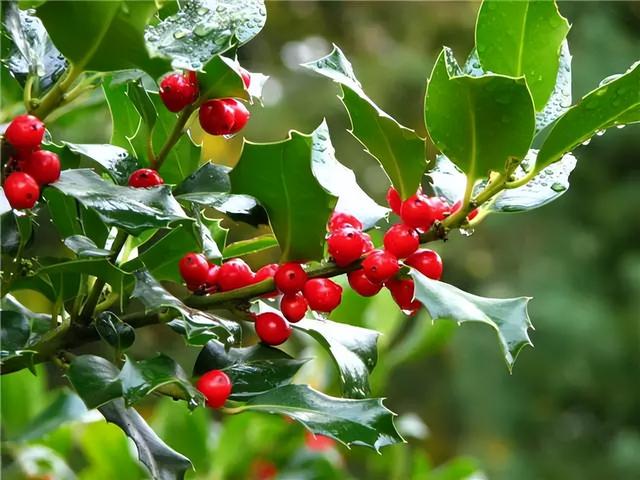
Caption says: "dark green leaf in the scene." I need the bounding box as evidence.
[194,341,308,399]
[60,142,139,185]
[230,126,337,261]
[0,210,33,254]
[120,354,202,408]
[144,0,267,70]
[222,234,277,259]
[67,355,122,409]
[63,235,111,257]
[190,206,223,260]
[99,398,192,480]
[127,79,157,135]
[303,46,426,199]
[475,0,570,110]
[173,161,231,194]
[536,41,572,133]
[425,47,535,179]
[2,2,67,92]
[410,270,533,370]
[43,188,82,238]
[96,311,135,351]
[51,169,190,235]
[0,311,31,355]
[537,61,640,171]
[132,270,240,345]
[16,391,87,442]
[239,384,403,451]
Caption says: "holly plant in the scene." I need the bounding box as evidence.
[1,0,639,479]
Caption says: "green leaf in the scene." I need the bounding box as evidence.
[59,142,139,186]
[535,41,572,132]
[293,316,379,399]
[36,1,167,76]
[99,398,192,480]
[230,126,338,261]
[0,210,33,255]
[16,391,87,442]
[191,208,224,260]
[475,0,570,110]
[120,354,202,409]
[63,235,111,257]
[131,270,240,345]
[194,341,308,399]
[96,311,135,351]
[67,355,122,409]
[410,270,533,370]
[536,61,640,171]
[198,55,249,101]
[427,155,466,205]
[2,1,67,92]
[222,234,277,259]
[0,311,31,356]
[1,294,51,360]
[127,79,157,136]
[238,384,403,452]
[302,45,426,199]
[144,0,267,71]
[425,47,536,179]
[51,169,190,236]
[490,150,576,213]
[43,188,82,238]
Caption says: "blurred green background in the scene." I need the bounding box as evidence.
[2,1,640,479]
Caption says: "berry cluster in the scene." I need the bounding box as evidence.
[2,115,60,210]
[159,67,251,137]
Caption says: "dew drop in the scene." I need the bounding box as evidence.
[551,182,566,192]
[173,30,188,39]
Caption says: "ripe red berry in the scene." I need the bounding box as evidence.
[361,249,399,283]
[386,278,421,315]
[428,196,451,221]
[250,460,277,480]
[305,431,336,452]
[274,262,307,294]
[361,232,375,254]
[159,72,199,112]
[196,369,232,408]
[303,278,342,313]
[128,168,164,188]
[22,150,60,185]
[327,211,362,231]
[5,115,45,150]
[280,293,308,322]
[225,98,250,134]
[347,269,382,297]
[327,227,365,267]
[405,249,443,280]
[255,312,292,345]
[383,223,419,258]
[254,263,279,283]
[199,98,250,136]
[218,258,255,291]
[239,66,251,88]
[386,187,402,215]
[179,252,210,285]
[202,264,220,293]
[3,172,39,210]
[400,193,435,230]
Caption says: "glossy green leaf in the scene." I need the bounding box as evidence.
[198,55,249,101]
[99,399,192,480]
[190,206,223,260]
[96,311,135,351]
[222,234,277,259]
[120,354,202,408]
[16,391,87,442]
[475,0,570,110]
[2,2,67,92]
[63,235,111,257]
[410,270,533,370]
[230,126,338,261]
[425,47,535,179]
[303,45,426,199]
[490,150,576,213]
[0,210,33,255]
[144,0,267,71]
[43,188,82,238]
[67,355,122,409]
[194,341,308,399]
[1,294,51,355]
[238,384,403,452]
[537,61,640,170]
[535,41,572,132]
[173,161,231,193]
[51,169,190,235]
[131,270,240,345]
[127,79,157,137]
[59,142,139,186]
[36,1,167,76]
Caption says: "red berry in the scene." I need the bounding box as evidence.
[159,72,198,112]
[274,263,307,294]
[347,269,382,297]
[327,227,365,267]
[361,249,399,283]
[239,66,251,88]
[254,263,279,283]
[179,252,210,285]
[128,168,164,188]
[327,211,362,231]
[467,208,479,220]
[250,460,277,480]
[383,223,419,258]
[386,278,421,315]
[361,232,375,254]
[199,98,250,136]
[218,258,255,291]
[405,249,443,280]
[386,187,402,215]
[202,264,220,293]
[400,193,435,230]
[280,293,308,322]
[225,98,250,134]
[3,172,39,210]
[22,150,60,185]
[196,369,232,408]
[303,278,342,313]
[5,115,45,150]
[255,312,292,345]
[305,431,336,452]
[428,196,451,221]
